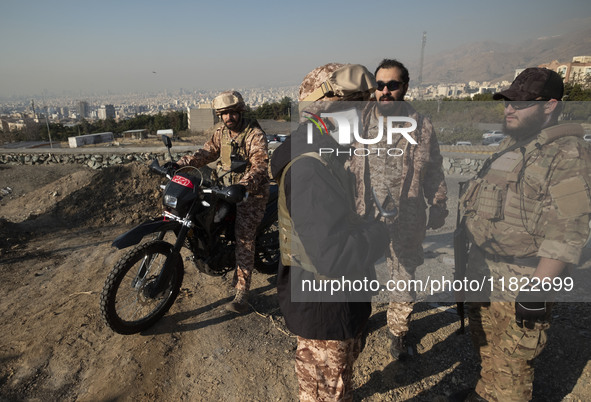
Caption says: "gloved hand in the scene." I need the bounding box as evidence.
[221,184,247,204]
[426,204,449,230]
[163,162,180,171]
[515,289,549,329]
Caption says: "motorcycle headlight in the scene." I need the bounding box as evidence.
[163,194,178,208]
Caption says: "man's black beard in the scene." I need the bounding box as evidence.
[224,116,243,131]
[376,96,403,115]
[503,106,546,140]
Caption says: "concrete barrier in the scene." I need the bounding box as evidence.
[68,132,114,148]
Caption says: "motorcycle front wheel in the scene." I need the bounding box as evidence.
[254,222,280,274]
[100,240,184,334]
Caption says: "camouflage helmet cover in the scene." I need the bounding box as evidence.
[212,90,246,114]
[299,63,377,102]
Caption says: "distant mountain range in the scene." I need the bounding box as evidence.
[410,26,591,85]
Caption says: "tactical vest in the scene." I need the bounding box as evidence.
[278,152,358,275]
[215,119,258,186]
[461,123,586,257]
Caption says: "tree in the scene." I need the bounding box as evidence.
[102,117,117,133]
[250,97,292,121]
[564,82,591,101]
[472,93,494,101]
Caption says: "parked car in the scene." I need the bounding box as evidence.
[584,134,591,142]
[454,141,472,146]
[276,134,288,143]
[266,134,280,144]
[482,134,506,146]
[482,130,503,138]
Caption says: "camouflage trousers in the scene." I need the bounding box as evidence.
[386,242,418,337]
[468,301,550,401]
[233,189,269,292]
[295,335,362,402]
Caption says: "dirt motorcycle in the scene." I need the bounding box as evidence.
[100,136,279,334]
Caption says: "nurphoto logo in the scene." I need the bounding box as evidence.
[304,107,418,157]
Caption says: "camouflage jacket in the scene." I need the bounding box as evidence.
[179,118,269,195]
[348,102,447,263]
[462,123,591,264]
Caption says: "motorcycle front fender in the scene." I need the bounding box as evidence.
[112,218,182,249]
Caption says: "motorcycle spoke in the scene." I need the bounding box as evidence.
[131,255,151,288]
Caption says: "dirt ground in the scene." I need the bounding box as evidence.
[1,162,590,401]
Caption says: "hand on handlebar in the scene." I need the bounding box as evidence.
[163,162,180,171]
[220,184,247,204]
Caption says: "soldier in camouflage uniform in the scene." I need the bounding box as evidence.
[270,64,389,401]
[177,90,269,314]
[350,59,448,360]
[459,68,591,401]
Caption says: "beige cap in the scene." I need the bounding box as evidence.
[299,63,376,102]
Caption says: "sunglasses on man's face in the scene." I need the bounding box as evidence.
[376,80,404,91]
[503,99,548,110]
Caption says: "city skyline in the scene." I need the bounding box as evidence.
[2,0,591,98]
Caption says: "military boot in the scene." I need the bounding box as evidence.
[388,332,409,361]
[226,289,249,314]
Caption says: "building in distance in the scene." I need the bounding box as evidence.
[188,104,219,133]
[539,56,591,85]
[98,104,115,120]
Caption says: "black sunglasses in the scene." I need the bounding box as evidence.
[376,80,404,91]
[503,99,548,110]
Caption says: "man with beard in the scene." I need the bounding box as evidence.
[458,68,591,401]
[350,58,448,361]
[177,90,269,313]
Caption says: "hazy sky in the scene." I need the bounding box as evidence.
[1,0,591,97]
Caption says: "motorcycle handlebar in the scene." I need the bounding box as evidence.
[149,159,246,203]
[203,185,248,204]
[149,159,173,177]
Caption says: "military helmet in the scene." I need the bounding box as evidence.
[212,90,246,114]
[299,63,376,102]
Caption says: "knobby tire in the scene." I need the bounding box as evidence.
[100,240,184,334]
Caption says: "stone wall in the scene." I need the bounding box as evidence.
[442,156,485,176]
[0,150,486,176]
[0,151,193,170]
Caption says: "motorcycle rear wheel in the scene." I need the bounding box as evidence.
[100,240,184,334]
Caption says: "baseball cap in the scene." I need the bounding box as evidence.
[493,67,564,101]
